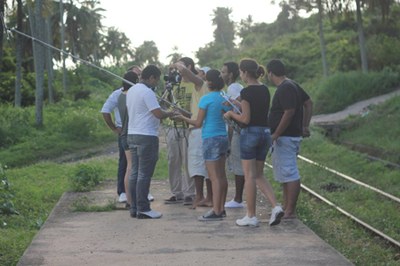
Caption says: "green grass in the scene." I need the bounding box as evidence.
[0,157,117,266]
[285,131,400,265]
[338,96,400,164]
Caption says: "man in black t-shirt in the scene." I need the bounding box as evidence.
[267,59,313,219]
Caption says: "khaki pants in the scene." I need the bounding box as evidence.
[165,126,195,198]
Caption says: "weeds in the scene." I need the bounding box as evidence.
[0,165,19,226]
[69,164,102,192]
[71,196,116,212]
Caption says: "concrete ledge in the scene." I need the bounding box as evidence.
[18,180,352,266]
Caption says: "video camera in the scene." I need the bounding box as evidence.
[164,68,182,86]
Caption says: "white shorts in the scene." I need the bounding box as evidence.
[227,131,244,176]
[272,136,302,183]
[188,128,208,179]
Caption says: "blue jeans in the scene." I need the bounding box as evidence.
[128,134,159,214]
[240,127,271,161]
[202,135,229,161]
[117,135,127,195]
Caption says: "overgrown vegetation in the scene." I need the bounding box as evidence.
[0,158,116,266]
[291,131,400,265]
[69,164,102,192]
[337,96,400,164]
[313,70,400,114]
[0,97,115,168]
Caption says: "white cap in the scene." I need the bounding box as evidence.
[200,66,211,74]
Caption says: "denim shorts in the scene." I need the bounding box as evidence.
[240,126,271,161]
[202,135,229,161]
[271,136,302,183]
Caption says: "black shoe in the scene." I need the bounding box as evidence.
[198,210,223,221]
[130,211,137,218]
[221,210,226,217]
[183,196,193,206]
[125,203,131,209]
[164,196,183,204]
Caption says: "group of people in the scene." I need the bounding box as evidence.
[101,57,313,226]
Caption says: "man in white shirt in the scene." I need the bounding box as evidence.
[126,65,175,219]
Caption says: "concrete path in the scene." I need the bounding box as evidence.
[312,89,400,124]
[18,180,352,266]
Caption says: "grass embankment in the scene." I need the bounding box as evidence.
[290,131,400,265]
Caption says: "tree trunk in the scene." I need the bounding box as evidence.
[45,17,54,104]
[60,0,67,94]
[0,0,5,71]
[355,0,368,73]
[14,0,23,107]
[317,0,329,77]
[28,0,46,126]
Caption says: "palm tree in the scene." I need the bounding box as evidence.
[27,0,46,126]
[14,0,23,107]
[134,41,160,67]
[355,0,368,73]
[102,27,133,66]
[0,0,5,70]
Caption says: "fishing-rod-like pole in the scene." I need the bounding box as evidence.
[1,12,191,117]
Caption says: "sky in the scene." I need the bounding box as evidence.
[100,0,281,64]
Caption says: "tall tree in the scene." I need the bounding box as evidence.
[0,0,5,70]
[102,27,133,66]
[45,16,54,103]
[166,46,182,65]
[212,7,235,52]
[134,41,160,67]
[286,0,329,77]
[28,0,46,126]
[355,0,368,72]
[14,0,23,107]
[60,0,67,93]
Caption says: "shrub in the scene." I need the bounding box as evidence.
[0,165,19,223]
[61,108,99,141]
[0,104,33,148]
[314,69,400,114]
[69,164,101,192]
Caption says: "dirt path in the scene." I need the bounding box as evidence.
[311,89,400,124]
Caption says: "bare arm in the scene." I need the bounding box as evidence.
[174,108,206,128]
[174,62,204,91]
[302,98,313,137]
[271,109,295,142]
[102,113,121,134]
[151,108,175,120]
[224,99,250,125]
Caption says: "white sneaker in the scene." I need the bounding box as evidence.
[225,199,244,208]
[138,210,162,219]
[118,193,127,203]
[148,193,154,201]
[236,215,259,227]
[269,205,284,226]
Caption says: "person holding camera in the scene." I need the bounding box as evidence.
[163,57,205,206]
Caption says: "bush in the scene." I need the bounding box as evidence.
[0,165,19,221]
[0,104,33,148]
[314,69,400,114]
[61,107,99,141]
[69,164,101,192]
